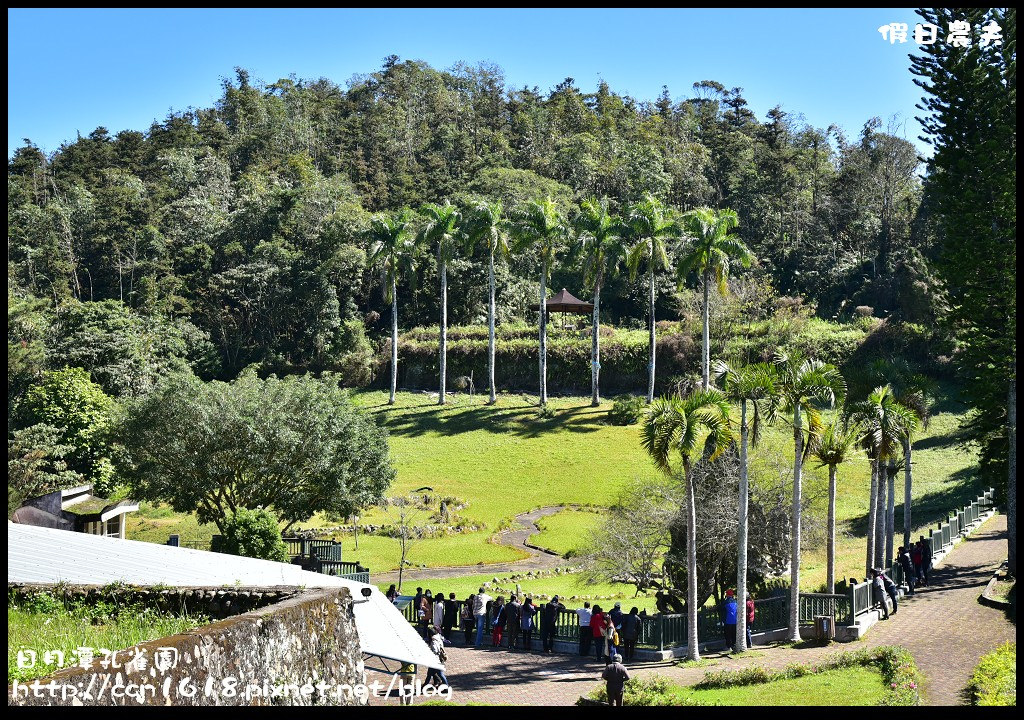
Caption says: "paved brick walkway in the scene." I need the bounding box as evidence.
[369,514,1013,706]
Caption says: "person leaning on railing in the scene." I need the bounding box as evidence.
[504,594,522,649]
[541,595,565,653]
[575,602,593,657]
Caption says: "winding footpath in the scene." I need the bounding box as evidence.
[372,506,569,586]
[371,513,1014,706]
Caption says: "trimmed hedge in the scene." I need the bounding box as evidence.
[390,316,883,395]
[396,325,696,395]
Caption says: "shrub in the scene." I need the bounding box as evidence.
[607,395,645,425]
[966,642,1015,706]
[219,508,289,563]
[585,675,707,706]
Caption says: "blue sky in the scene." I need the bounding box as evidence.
[7,8,928,159]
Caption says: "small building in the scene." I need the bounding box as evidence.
[9,484,138,539]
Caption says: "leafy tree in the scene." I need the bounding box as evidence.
[8,423,85,514]
[463,200,510,403]
[714,360,779,652]
[774,351,845,641]
[623,194,677,403]
[16,367,115,485]
[417,202,463,405]
[366,209,419,404]
[511,197,566,406]
[219,507,289,562]
[8,289,51,415]
[641,388,732,661]
[574,197,625,406]
[811,419,861,593]
[49,299,215,397]
[677,207,752,389]
[114,370,395,533]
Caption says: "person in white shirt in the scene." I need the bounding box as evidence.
[575,601,593,656]
[473,586,493,648]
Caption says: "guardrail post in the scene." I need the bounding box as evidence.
[657,614,665,652]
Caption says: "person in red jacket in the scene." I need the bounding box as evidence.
[590,605,606,661]
[745,594,756,649]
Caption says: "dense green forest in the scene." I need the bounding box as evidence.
[7,8,1016,508]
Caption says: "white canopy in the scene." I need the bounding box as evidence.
[7,522,440,670]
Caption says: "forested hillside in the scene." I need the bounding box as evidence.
[7,23,1014,500]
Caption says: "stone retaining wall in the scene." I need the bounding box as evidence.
[8,587,364,706]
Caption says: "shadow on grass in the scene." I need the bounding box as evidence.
[368,399,610,438]
[844,467,984,539]
[912,425,974,452]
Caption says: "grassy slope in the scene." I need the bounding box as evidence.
[127,385,980,595]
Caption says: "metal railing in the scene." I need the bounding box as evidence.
[846,487,996,623]
[799,593,852,626]
[398,592,820,651]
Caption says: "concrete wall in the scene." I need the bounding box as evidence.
[9,587,364,706]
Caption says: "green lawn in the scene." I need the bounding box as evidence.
[127,386,980,590]
[683,665,887,705]
[531,508,605,557]
[598,666,887,706]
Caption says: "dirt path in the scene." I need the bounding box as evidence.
[373,506,569,585]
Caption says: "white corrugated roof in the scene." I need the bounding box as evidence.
[7,522,439,670]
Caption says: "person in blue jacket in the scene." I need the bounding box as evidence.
[722,589,738,649]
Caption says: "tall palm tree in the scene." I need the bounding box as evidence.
[850,359,933,563]
[574,197,625,407]
[848,385,920,572]
[511,197,566,407]
[418,202,462,406]
[676,207,753,390]
[641,389,732,661]
[366,209,419,405]
[463,200,509,405]
[623,194,677,404]
[714,360,780,653]
[775,351,846,641]
[811,419,861,594]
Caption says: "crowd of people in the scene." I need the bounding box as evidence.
[383,584,651,663]
[867,535,933,619]
[381,535,936,700]
[381,581,764,697]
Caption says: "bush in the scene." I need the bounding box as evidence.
[219,508,289,563]
[585,675,707,706]
[966,642,1015,706]
[607,395,645,425]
